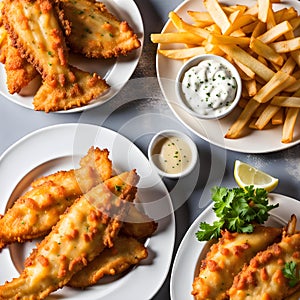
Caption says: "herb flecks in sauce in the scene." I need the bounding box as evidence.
[152,136,192,174]
[181,59,237,117]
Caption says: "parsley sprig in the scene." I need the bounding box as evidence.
[283,261,300,287]
[196,186,279,241]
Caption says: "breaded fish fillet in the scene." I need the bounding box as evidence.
[228,216,300,300]
[0,147,112,250]
[2,0,109,112]
[68,235,148,288]
[0,30,38,94]
[56,0,141,58]
[0,170,139,300]
[192,225,283,300]
[68,205,157,289]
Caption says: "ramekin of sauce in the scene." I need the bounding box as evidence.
[176,54,242,119]
[148,130,198,178]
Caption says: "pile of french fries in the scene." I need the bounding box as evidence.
[151,0,300,143]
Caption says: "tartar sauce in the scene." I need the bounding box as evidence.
[181,59,237,116]
[151,136,192,174]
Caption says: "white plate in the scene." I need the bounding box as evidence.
[0,123,175,300]
[156,0,300,153]
[170,193,300,300]
[0,0,143,113]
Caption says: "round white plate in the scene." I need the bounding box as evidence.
[0,0,143,113]
[170,193,300,300]
[156,0,300,153]
[0,123,175,300]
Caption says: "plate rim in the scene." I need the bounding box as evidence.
[156,0,300,154]
[0,123,176,300]
[169,192,300,300]
[0,0,144,114]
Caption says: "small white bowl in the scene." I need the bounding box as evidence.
[148,130,198,179]
[175,54,242,120]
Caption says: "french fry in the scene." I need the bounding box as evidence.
[271,96,300,108]
[222,4,248,15]
[245,79,257,97]
[255,104,281,129]
[275,7,298,23]
[266,7,276,29]
[158,47,206,59]
[225,98,260,139]
[258,0,270,23]
[187,11,214,26]
[281,56,297,74]
[203,0,231,34]
[229,10,242,24]
[253,71,296,103]
[249,118,259,129]
[251,21,266,38]
[284,79,300,93]
[257,20,293,43]
[150,32,204,45]
[250,37,284,65]
[270,37,300,53]
[272,108,284,125]
[230,29,247,37]
[208,33,250,46]
[282,108,299,143]
[169,12,210,40]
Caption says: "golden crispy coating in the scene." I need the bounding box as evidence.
[192,226,283,300]
[0,170,139,300]
[0,35,38,94]
[56,0,141,58]
[2,0,109,111]
[33,65,108,112]
[121,204,158,239]
[68,235,148,288]
[228,219,300,299]
[0,147,112,251]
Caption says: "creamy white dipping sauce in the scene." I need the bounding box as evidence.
[151,136,192,174]
[181,59,237,117]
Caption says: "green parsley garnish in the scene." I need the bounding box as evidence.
[195,185,279,241]
[115,185,122,192]
[283,261,300,287]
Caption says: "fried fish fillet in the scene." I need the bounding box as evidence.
[228,216,300,300]
[192,225,283,300]
[0,8,38,94]
[0,28,38,94]
[68,205,157,288]
[0,170,139,300]
[56,0,141,58]
[68,235,148,288]
[2,0,109,112]
[0,146,112,251]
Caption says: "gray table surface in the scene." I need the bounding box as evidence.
[0,0,300,299]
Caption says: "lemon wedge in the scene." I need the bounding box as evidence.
[234,160,279,192]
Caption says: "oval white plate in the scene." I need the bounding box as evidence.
[170,193,300,300]
[0,123,175,300]
[156,0,300,153]
[0,0,143,113]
